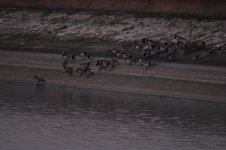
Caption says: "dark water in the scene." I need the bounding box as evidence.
[0,81,226,150]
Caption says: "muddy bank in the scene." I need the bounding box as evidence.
[0,50,226,103]
[0,8,226,66]
[0,0,226,16]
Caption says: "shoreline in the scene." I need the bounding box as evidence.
[1,46,226,67]
[0,50,226,103]
[1,78,226,104]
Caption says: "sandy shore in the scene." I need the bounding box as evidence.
[0,50,226,103]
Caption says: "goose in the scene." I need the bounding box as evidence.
[34,75,46,86]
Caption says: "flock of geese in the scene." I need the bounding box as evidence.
[34,34,226,85]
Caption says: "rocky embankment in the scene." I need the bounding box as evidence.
[0,8,226,65]
[0,8,225,50]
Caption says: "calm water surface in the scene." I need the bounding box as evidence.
[0,81,226,150]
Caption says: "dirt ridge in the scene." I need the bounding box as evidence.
[0,0,226,16]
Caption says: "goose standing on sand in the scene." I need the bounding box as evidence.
[144,61,152,69]
[71,53,75,61]
[77,62,94,77]
[34,75,46,86]
[62,51,67,58]
[62,59,68,70]
[65,67,74,76]
[96,60,107,72]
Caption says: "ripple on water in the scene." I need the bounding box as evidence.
[0,82,226,150]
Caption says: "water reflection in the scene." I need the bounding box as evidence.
[0,81,226,150]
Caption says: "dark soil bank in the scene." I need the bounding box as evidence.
[0,0,226,15]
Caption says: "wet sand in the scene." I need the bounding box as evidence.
[0,50,226,103]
